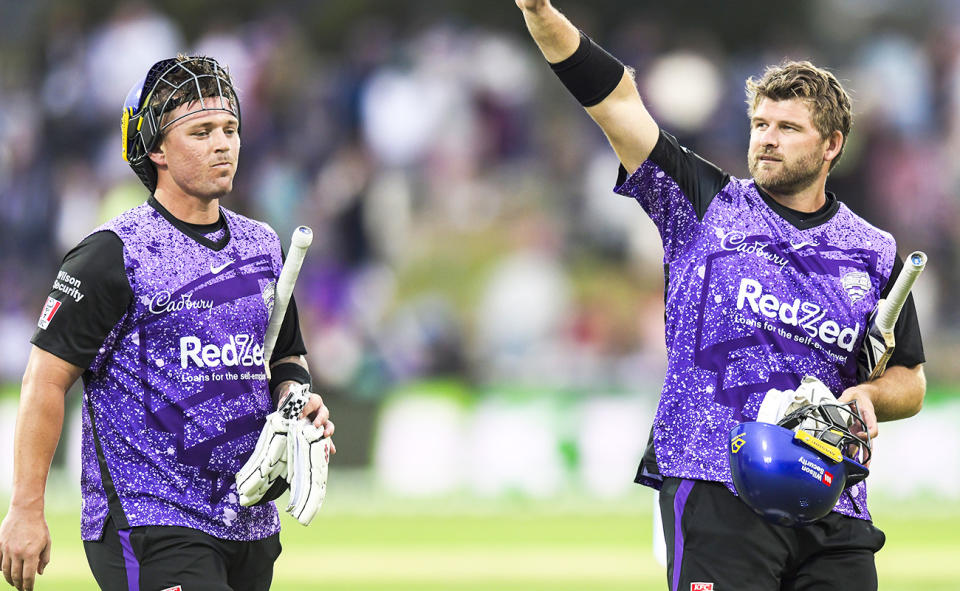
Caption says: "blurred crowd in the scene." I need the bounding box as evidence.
[2,0,959,403]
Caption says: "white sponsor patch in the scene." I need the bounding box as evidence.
[38,296,62,329]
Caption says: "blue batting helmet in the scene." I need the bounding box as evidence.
[121,56,240,191]
[729,402,871,527]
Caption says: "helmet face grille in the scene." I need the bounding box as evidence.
[151,59,240,137]
[121,56,241,191]
[141,58,179,105]
[777,401,871,466]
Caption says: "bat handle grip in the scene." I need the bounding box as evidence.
[875,251,926,333]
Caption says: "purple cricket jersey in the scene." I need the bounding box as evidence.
[79,203,283,541]
[617,148,897,521]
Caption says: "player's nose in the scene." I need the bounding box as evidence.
[212,128,233,152]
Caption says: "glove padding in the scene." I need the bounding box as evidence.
[757,375,838,426]
[286,419,332,526]
[236,384,311,507]
[237,412,291,506]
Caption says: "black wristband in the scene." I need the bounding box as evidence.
[269,362,312,398]
[550,31,625,107]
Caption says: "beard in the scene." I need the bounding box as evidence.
[748,147,823,196]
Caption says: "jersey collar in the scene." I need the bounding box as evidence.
[755,185,840,230]
[147,196,231,251]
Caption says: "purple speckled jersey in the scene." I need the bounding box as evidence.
[79,202,283,541]
[618,132,897,520]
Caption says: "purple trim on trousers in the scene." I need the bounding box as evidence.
[117,529,140,591]
[672,479,696,591]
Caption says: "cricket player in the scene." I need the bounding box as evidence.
[0,56,334,591]
[517,1,926,589]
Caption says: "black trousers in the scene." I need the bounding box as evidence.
[84,517,282,591]
[659,478,885,591]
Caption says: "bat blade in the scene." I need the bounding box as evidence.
[858,251,926,382]
[263,226,313,377]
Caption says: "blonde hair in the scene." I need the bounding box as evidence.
[745,61,852,169]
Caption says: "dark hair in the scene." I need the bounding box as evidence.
[150,54,239,129]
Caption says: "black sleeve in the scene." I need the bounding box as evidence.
[270,294,307,362]
[882,255,925,368]
[30,231,133,369]
[616,130,730,220]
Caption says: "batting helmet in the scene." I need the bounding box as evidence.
[121,56,240,191]
[728,401,871,527]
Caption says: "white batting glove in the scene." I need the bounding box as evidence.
[236,412,290,506]
[235,384,311,506]
[285,419,332,526]
[757,375,837,425]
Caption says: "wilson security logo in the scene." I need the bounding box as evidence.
[736,278,859,352]
[180,334,264,369]
[798,456,833,487]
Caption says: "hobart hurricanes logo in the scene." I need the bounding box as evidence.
[261,279,276,317]
[841,271,871,304]
[736,278,859,352]
[180,333,264,368]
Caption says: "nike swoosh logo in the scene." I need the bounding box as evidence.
[210,261,232,274]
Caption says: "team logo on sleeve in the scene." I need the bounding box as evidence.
[38,297,62,330]
[841,271,871,303]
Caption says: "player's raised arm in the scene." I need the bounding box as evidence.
[516,0,660,174]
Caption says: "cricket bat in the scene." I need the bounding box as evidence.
[263,226,313,378]
[858,251,926,382]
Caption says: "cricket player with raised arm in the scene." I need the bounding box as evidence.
[0,56,334,591]
[517,1,926,589]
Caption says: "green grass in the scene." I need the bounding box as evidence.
[14,487,960,591]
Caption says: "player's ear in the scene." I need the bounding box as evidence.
[148,142,166,167]
[824,130,843,164]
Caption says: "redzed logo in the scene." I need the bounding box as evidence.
[823,471,833,486]
[691,584,714,591]
[160,586,182,591]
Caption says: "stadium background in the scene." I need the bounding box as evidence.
[1,0,958,588]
